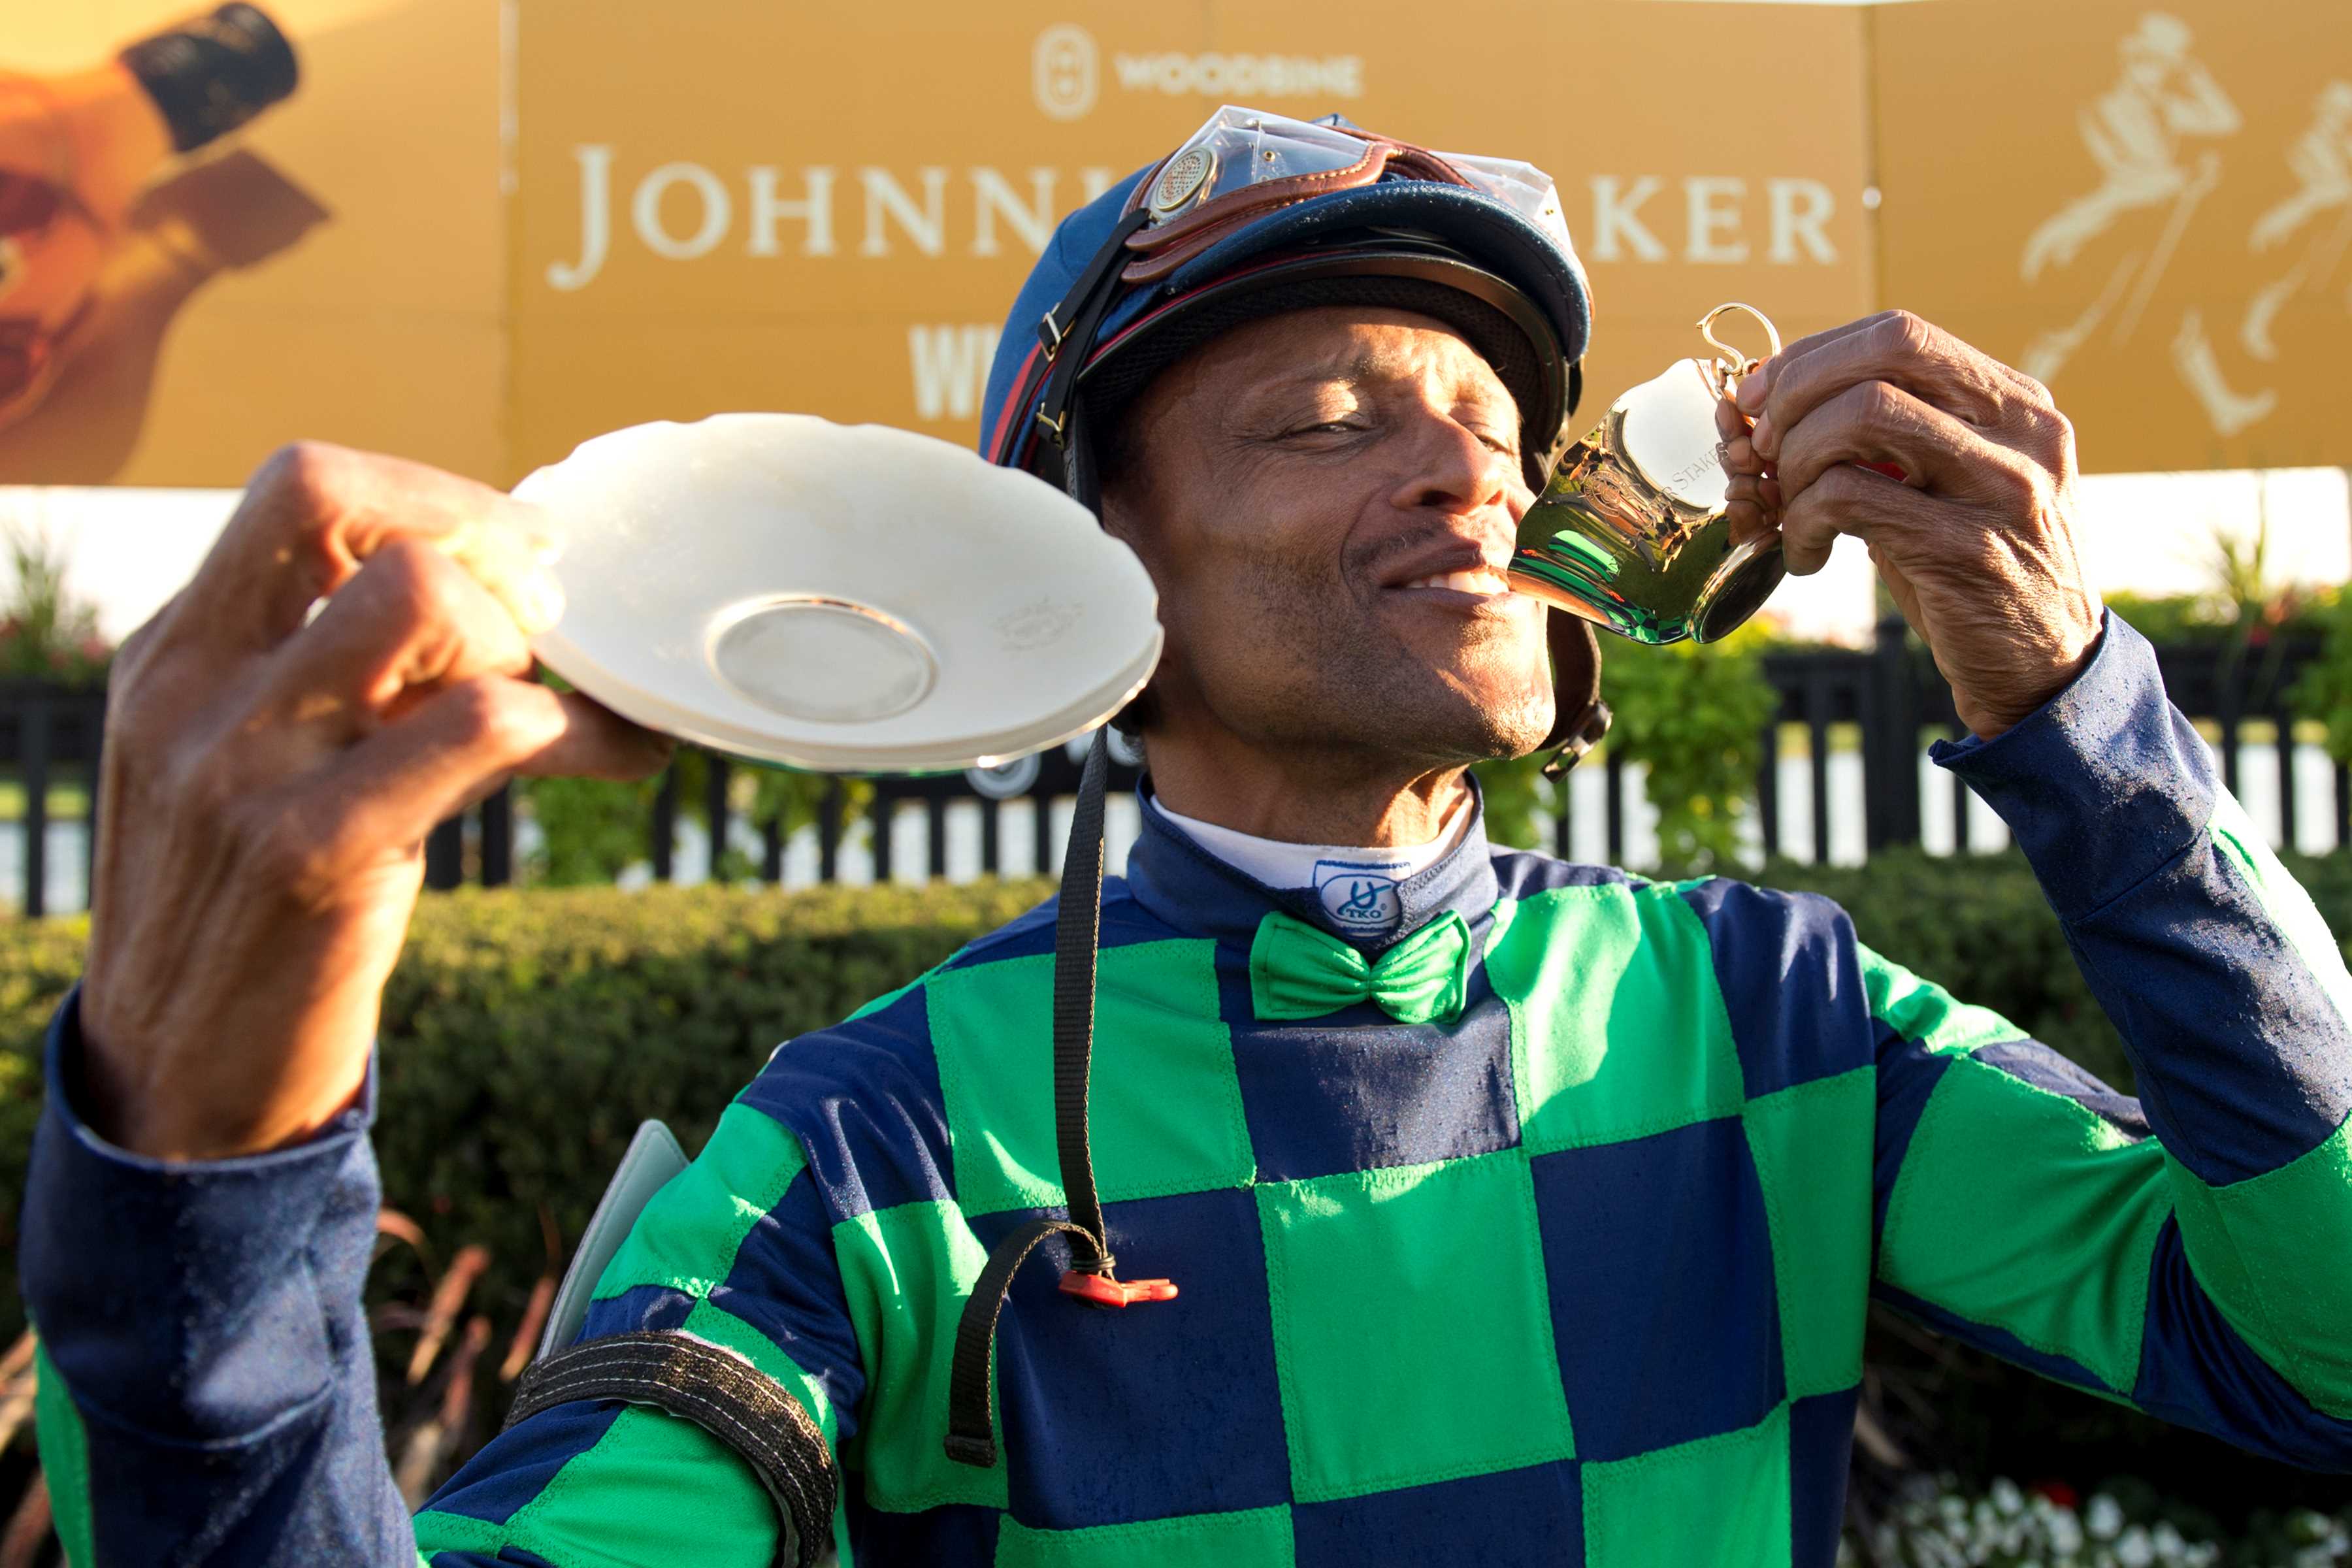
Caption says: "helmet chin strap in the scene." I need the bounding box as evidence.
[1027,206,1154,480]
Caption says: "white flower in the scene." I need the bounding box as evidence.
[2115,1524,2155,1568]
[2050,1510,2085,1556]
[2087,1495,2125,1541]
[1994,1478,2027,1518]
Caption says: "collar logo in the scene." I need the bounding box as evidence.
[1313,858,1409,932]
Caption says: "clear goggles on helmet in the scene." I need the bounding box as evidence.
[1119,105,1573,282]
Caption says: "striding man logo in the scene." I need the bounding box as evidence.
[2240,82,2352,365]
[2017,11,2280,438]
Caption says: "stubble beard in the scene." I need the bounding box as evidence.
[1206,555,1556,773]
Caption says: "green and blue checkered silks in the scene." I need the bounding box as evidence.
[404,638,2352,1567]
[28,617,2352,1567]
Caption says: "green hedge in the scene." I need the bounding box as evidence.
[8,855,2349,1318]
[0,880,1051,1338]
[5,853,2349,1514]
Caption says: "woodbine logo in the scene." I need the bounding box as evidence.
[1032,25,1096,121]
[1032,22,1364,120]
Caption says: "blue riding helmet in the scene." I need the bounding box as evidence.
[981,107,1593,502]
[977,104,1609,766]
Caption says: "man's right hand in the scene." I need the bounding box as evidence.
[76,442,673,1161]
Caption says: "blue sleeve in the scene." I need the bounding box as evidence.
[21,988,418,1563]
[22,991,829,1565]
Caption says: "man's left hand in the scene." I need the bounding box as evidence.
[1714,310,2103,740]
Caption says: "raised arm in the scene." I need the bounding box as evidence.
[28,988,859,1563]
[1722,312,2351,1463]
[1863,611,2342,1457]
[21,444,674,1562]
[1863,613,2352,1465]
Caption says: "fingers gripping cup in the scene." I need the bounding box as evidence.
[1509,303,1785,645]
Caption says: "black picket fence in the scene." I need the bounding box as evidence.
[0,619,2338,916]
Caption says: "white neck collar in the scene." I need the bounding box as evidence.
[1151,792,1473,938]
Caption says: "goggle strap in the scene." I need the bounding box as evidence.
[1118,141,1482,289]
[1035,206,1154,451]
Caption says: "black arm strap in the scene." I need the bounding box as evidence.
[507,1330,837,1568]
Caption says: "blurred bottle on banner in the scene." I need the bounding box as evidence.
[0,4,297,431]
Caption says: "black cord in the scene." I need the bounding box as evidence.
[943,728,1124,1468]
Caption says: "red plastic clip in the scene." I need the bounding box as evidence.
[1058,1271,1179,1309]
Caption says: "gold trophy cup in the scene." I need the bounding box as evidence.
[1509,303,1784,645]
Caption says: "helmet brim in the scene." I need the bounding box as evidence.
[1076,246,1568,492]
[1117,180,1590,370]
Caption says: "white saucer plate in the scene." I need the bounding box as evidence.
[516,414,1164,773]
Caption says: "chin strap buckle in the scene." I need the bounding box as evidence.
[1540,699,1613,781]
[1058,1270,1180,1309]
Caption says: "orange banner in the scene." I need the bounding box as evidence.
[0,0,1871,488]
[20,1,2337,487]
[505,0,1873,479]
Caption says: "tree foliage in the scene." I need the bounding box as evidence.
[2292,587,2352,766]
[1472,619,1784,870]
[1597,621,1783,872]
[0,515,110,685]
[517,757,870,886]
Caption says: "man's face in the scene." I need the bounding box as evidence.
[1104,306,1554,768]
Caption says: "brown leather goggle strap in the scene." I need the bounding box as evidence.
[1120,137,1478,285]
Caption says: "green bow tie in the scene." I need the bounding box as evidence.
[1249,909,1471,1025]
